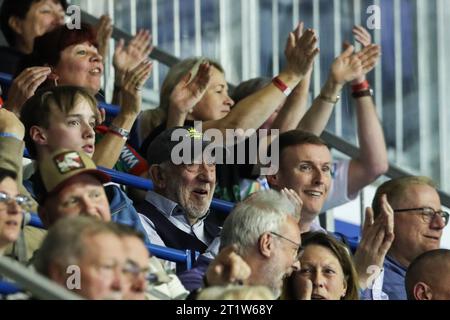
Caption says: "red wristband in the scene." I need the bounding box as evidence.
[351,80,370,92]
[272,77,292,96]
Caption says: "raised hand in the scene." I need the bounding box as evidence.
[329,45,364,85]
[281,188,303,221]
[120,59,153,116]
[4,67,51,115]
[113,29,153,83]
[205,245,252,287]
[96,15,113,59]
[353,194,395,290]
[284,22,320,80]
[169,61,212,115]
[353,25,372,48]
[350,25,380,84]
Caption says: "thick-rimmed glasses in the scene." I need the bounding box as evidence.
[270,231,304,260]
[393,207,449,226]
[0,191,32,213]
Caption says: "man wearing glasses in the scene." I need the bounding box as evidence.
[371,176,449,300]
[216,189,301,298]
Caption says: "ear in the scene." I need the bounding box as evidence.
[8,16,24,36]
[341,278,348,299]
[258,232,274,259]
[413,282,433,300]
[149,165,166,189]
[30,125,48,147]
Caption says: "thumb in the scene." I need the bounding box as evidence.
[298,278,313,300]
[341,44,354,57]
[342,40,352,51]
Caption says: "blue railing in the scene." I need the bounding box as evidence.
[0,281,21,295]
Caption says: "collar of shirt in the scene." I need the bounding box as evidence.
[144,190,210,226]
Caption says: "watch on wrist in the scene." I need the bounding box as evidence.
[109,125,130,139]
[318,93,340,104]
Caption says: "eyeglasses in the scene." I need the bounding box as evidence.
[123,259,151,279]
[0,191,32,212]
[393,207,449,226]
[270,231,304,260]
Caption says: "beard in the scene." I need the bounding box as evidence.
[165,180,212,223]
[259,257,287,299]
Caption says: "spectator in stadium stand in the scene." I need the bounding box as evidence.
[283,232,360,300]
[36,148,189,300]
[15,88,149,258]
[405,249,450,300]
[115,224,189,300]
[136,126,222,264]
[139,23,320,203]
[34,216,127,300]
[193,189,301,299]
[4,23,152,179]
[371,176,449,299]
[0,108,42,262]
[0,0,67,75]
[178,131,392,294]
[230,25,386,209]
[0,168,28,256]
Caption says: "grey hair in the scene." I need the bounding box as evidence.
[220,190,297,256]
[34,216,118,277]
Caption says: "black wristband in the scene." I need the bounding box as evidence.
[352,89,373,99]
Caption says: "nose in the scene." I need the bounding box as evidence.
[82,122,95,139]
[80,196,97,217]
[131,275,147,294]
[197,163,215,183]
[311,271,325,288]
[53,11,65,26]
[111,266,124,294]
[90,50,103,64]
[224,93,234,108]
[312,167,326,186]
[6,200,21,215]
[430,213,447,230]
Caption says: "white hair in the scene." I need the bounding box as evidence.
[220,189,297,256]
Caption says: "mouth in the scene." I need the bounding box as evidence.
[304,190,324,198]
[192,189,209,197]
[5,220,19,227]
[424,235,440,241]
[89,67,103,76]
[82,144,95,154]
[311,293,326,300]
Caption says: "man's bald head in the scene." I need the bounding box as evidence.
[405,249,450,300]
